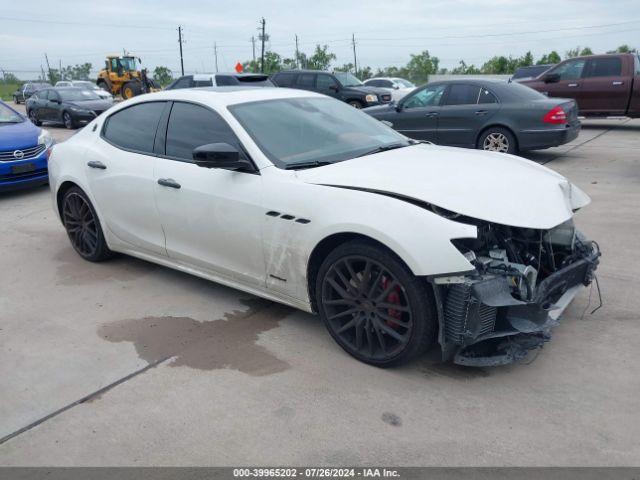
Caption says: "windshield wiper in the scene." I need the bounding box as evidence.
[284,160,333,170]
[356,142,409,158]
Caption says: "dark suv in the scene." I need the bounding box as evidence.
[271,70,392,108]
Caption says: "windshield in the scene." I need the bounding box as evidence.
[395,79,415,88]
[229,97,409,168]
[0,103,23,124]
[72,81,98,90]
[334,72,363,87]
[120,57,137,71]
[58,89,101,101]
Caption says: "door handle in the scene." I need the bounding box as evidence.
[425,111,439,117]
[157,178,181,189]
[568,83,579,87]
[475,110,488,115]
[612,81,624,86]
[87,160,107,170]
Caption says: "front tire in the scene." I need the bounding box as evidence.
[61,187,113,262]
[28,109,42,126]
[121,81,141,99]
[347,100,364,109]
[316,240,436,367]
[63,111,76,129]
[477,127,517,154]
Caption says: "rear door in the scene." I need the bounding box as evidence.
[293,73,317,92]
[153,101,266,287]
[391,84,446,142]
[437,84,500,147]
[86,101,167,255]
[31,90,48,119]
[580,56,627,115]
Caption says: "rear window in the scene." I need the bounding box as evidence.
[215,75,237,86]
[103,102,165,154]
[236,75,272,86]
[273,73,296,87]
[194,79,214,87]
[584,57,623,78]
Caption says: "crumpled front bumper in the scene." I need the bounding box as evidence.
[436,243,601,367]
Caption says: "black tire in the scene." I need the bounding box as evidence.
[347,100,364,109]
[14,96,20,105]
[315,240,437,367]
[28,109,42,126]
[61,186,113,262]
[477,127,518,154]
[63,111,76,130]
[121,81,142,99]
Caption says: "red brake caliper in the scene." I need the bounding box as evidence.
[382,277,402,329]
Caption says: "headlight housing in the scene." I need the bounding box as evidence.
[38,129,53,147]
[365,94,378,103]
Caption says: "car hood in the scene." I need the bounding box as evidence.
[67,99,112,110]
[296,144,590,229]
[347,85,391,96]
[0,120,40,150]
[362,103,395,116]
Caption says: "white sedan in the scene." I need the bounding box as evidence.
[364,77,416,102]
[48,87,600,367]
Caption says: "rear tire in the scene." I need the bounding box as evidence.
[477,127,517,154]
[61,186,113,262]
[315,240,437,367]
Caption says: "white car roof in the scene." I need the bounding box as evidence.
[115,86,325,111]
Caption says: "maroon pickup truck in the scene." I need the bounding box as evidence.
[521,53,640,118]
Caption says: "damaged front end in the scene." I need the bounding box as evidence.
[433,219,601,367]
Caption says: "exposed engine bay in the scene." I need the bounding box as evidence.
[433,218,601,366]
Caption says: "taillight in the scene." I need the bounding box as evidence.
[543,106,567,124]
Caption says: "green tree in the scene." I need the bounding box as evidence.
[537,51,561,65]
[306,45,336,70]
[450,60,481,74]
[0,72,19,84]
[608,44,637,53]
[565,46,594,58]
[60,63,92,81]
[404,50,439,83]
[153,66,173,86]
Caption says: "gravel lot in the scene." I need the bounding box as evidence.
[1,105,639,466]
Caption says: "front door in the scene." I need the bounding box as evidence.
[391,84,447,142]
[154,101,266,287]
[437,84,501,148]
[539,58,586,106]
[86,101,167,255]
[316,73,341,100]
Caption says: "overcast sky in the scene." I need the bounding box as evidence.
[1,0,638,79]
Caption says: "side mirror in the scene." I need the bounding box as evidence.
[543,73,560,83]
[329,85,339,92]
[393,85,400,90]
[395,102,404,112]
[193,143,255,172]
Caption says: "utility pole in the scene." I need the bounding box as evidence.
[214,42,219,73]
[40,65,46,81]
[59,60,62,80]
[178,26,185,76]
[251,36,256,65]
[351,33,358,78]
[44,53,53,83]
[295,34,299,69]
[259,18,266,73]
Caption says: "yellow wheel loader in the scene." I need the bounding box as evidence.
[97,55,161,100]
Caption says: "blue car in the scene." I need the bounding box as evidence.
[0,100,53,191]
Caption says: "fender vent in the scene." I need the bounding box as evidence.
[444,283,497,345]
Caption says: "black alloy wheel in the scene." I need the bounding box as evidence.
[63,111,76,129]
[62,187,113,262]
[316,240,436,367]
[28,109,42,126]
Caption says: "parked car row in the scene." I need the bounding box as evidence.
[26,87,114,129]
[55,80,114,101]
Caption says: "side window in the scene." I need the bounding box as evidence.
[102,102,166,154]
[403,85,446,109]
[165,102,243,161]
[24,84,33,93]
[550,59,586,81]
[478,88,498,104]
[636,55,640,75]
[584,57,622,78]
[366,80,381,87]
[316,74,338,91]
[295,73,315,88]
[273,73,295,87]
[443,84,481,106]
[37,90,48,100]
[49,90,60,102]
[110,59,119,70]
[194,78,214,87]
[380,80,394,88]
[215,75,237,86]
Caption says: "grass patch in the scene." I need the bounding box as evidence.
[0,84,20,102]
